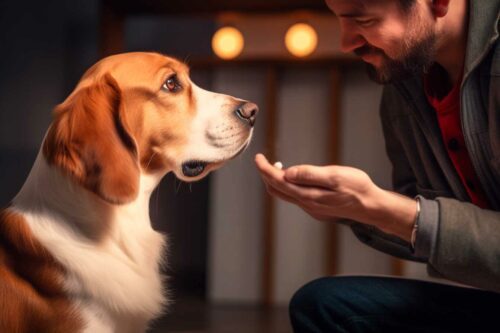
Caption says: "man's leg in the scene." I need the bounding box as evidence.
[289,276,500,333]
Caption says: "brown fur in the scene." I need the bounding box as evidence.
[43,74,140,204]
[0,209,83,333]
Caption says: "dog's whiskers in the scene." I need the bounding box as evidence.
[175,178,184,194]
[145,152,157,170]
[208,130,246,141]
[209,132,248,148]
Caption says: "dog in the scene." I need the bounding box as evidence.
[0,52,258,333]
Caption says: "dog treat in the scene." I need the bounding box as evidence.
[274,161,283,170]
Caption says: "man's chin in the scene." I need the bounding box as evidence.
[365,63,392,84]
[365,62,417,85]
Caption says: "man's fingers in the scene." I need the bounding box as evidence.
[284,165,336,189]
[260,172,328,204]
[255,154,294,200]
[255,153,332,204]
[255,154,285,181]
[265,181,330,217]
[266,183,300,205]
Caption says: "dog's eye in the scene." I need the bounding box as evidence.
[162,74,182,93]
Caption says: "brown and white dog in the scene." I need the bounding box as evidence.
[0,52,257,332]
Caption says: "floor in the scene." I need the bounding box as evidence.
[149,298,293,333]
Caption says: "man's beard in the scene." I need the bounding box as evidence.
[355,28,437,84]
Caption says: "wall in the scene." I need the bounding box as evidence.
[0,5,430,305]
[207,64,430,305]
[0,0,99,206]
[207,67,269,303]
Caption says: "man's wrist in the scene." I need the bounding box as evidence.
[365,188,417,242]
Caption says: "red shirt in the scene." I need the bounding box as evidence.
[424,73,490,209]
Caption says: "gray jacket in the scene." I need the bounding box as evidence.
[351,0,500,293]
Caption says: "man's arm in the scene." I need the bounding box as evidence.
[255,153,418,241]
[380,84,500,292]
[430,198,500,291]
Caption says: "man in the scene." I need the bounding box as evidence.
[255,0,500,331]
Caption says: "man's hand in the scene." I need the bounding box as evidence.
[254,153,416,242]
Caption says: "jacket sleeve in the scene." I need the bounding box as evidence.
[429,198,500,292]
[353,84,500,293]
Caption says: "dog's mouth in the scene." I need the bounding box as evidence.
[181,137,252,178]
[181,160,208,177]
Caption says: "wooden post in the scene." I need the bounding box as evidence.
[392,258,405,276]
[261,66,279,306]
[100,0,125,57]
[324,66,342,276]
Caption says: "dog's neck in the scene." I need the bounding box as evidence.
[12,148,163,242]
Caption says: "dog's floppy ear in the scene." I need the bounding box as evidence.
[43,73,140,204]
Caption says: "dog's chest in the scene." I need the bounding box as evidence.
[75,228,167,315]
[74,227,168,332]
[21,209,168,322]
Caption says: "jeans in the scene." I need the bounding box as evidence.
[289,276,500,333]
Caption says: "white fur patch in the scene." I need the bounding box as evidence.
[12,153,168,331]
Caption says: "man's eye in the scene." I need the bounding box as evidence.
[162,74,182,92]
[356,19,377,27]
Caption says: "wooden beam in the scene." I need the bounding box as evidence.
[392,258,405,276]
[261,67,279,306]
[101,0,329,16]
[324,66,342,276]
[188,56,357,70]
[100,0,125,57]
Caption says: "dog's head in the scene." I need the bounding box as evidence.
[43,52,257,204]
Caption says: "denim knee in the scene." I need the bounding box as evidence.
[289,277,350,333]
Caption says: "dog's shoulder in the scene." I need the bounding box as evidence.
[0,207,84,332]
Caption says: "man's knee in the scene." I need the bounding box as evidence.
[290,277,332,313]
[289,277,358,332]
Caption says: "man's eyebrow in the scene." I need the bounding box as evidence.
[338,12,366,18]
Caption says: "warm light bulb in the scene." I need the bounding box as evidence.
[212,26,244,60]
[285,23,318,57]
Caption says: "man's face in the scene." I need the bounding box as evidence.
[326,0,437,84]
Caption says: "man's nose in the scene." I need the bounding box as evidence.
[339,29,366,54]
[235,102,259,127]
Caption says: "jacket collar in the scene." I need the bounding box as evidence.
[395,1,499,94]
[463,0,499,77]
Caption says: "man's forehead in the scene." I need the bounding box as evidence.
[325,0,389,16]
[325,0,366,11]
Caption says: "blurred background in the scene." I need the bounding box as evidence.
[0,0,431,332]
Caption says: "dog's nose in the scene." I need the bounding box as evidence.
[235,102,259,127]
